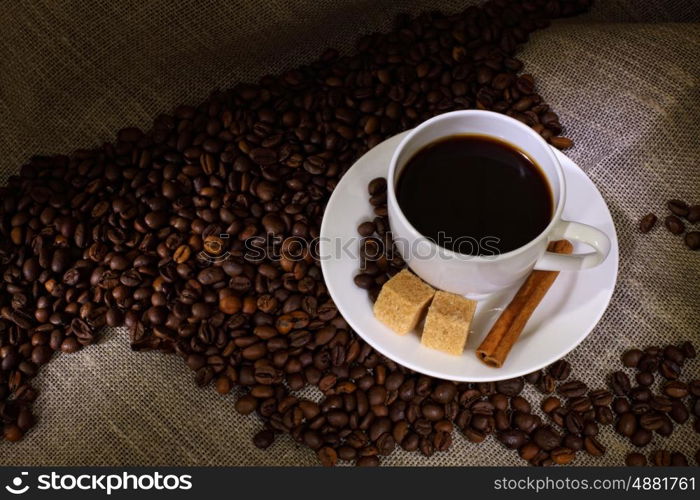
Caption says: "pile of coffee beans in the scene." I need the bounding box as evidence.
[640,199,700,250]
[18,0,700,467]
[613,343,699,465]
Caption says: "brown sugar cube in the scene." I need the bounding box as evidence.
[373,269,435,334]
[421,291,477,355]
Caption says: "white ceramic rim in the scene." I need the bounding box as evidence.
[386,109,566,262]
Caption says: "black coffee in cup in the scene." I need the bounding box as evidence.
[396,134,553,255]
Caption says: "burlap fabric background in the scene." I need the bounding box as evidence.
[1,0,699,466]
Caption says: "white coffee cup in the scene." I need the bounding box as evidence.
[387,110,611,297]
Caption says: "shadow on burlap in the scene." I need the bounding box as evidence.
[0,1,698,465]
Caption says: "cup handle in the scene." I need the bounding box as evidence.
[533,219,611,272]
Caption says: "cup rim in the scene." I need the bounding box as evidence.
[387,109,566,262]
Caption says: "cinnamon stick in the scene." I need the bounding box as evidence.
[476,239,573,368]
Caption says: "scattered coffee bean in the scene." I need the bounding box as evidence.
[667,200,689,218]
[664,215,685,235]
[686,205,700,223]
[639,214,657,233]
[685,231,700,250]
[625,452,646,466]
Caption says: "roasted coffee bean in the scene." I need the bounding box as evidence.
[551,447,575,465]
[667,199,689,217]
[519,442,540,461]
[686,231,700,250]
[616,412,637,437]
[663,381,688,399]
[525,371,542,385]
[589,389,613,407]
[687,205,700,223]
[532,427,561,451]
[595,406,614,425]
[558,380,587,398]
[689,380,700,398]
[649,449,671,467]
[563,434,584,452]
[639,214,657,233]
[659,359,681,380]
[639,412,664,431]
[583,437,605,456]
[670,452,688,466]
[669,400,689,424]
[625,452,647,466]
[317,447,338,467]
[495,377,524,397]
[637,354,659,373]
[630,429,652,447]
[636,372,654,387]
[547,360,571,380]
[541,396,561,414]
[664,215,684,235]
[610,372,631,396]
[497,430,528,450]
[537,374,556,394]
[663,345,685,365]
[622,349,643,368]
[252,429,275,449]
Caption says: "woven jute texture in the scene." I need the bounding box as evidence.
[1,1,699,466]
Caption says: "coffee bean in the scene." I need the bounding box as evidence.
[533,427,561,451]
[639,412,664,431]
[689,380,700,398]
[664,215,685,235]
[650,449,671,466]
[617,413,637,437]
[547,360,571,380]
[670,452,688,466]
[669,400,689,424]
[356,456,380,467]
[563,434,584,451]
[637,354,659,373]
[496,377,524,397]
[551,447,575,465]
[631,429,652,447]
[636,372,654,387]
[667,199,689,217]
[681,341,696,359]
[610,372,631,395]
[659,359,681,380]
[541,396,561,414]
[685,231,700,250]
[558,380,587,398]
[367,178,386,196]
[583,436,605,456]
[317,447,338,467]
[431,382,457,404]
[357,221,376,237]
[253,429,275,449]
[639,214,657,233]
[663,381,688,399]
[625,452,646,466]
[687,205,700,223]
[498,430,528,449]
[622,349,643,367]
[595,406,614,425]
[519,442,540,461]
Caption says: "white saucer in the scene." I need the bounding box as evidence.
[319,131,619,382]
